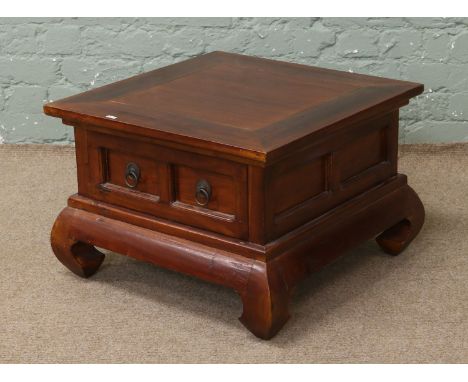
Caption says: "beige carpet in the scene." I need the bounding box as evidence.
[0,144,467,363]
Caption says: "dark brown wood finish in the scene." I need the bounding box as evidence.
[45,52,425,339]
[44,51,423,165]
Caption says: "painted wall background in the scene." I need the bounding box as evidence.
[0,17,467,144]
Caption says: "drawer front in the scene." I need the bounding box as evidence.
[79,129,248,239]
[174,165,241,216]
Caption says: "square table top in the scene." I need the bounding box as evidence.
[44,51,423,163]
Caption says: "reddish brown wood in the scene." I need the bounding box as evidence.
[51,213,105,278]
[84,129,248,239]
[44,51,423,165]
[45,52,425,339]
[376,186,425,255]
[51,178,423,339]
[239,261,291,339]
[264,112,398,240]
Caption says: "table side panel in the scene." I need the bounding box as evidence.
[264,111,399,240]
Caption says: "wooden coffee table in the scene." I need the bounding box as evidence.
[44,51,425,339]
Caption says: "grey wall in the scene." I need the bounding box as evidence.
[0,17,468,144]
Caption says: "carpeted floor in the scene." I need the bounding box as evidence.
[0,144,467,363]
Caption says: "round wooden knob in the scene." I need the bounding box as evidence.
[125,162,140,188]
[195,179,211,206]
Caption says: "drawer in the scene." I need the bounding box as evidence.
[173,165,241,217]
[80,130,248,239]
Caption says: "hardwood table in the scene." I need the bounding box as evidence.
[44,51,425,339]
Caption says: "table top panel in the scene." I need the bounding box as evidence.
[44,51,423,162]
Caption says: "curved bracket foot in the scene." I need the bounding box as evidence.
[376,185,425,256]
[51,208,105,278]
[238,261,290,340]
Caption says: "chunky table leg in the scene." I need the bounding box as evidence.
[51,209,105,278]
[238,261,290,340]
[376,185,425,256]
[49,176,424,339]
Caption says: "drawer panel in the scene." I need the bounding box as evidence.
[106,149,160,195]
[80,129,248,239]
[175,165,238,216]
[103,148,163,200]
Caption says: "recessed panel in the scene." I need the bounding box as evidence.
[113,62,358,131]
[270,156,326,215]
[83,130,249,239]
[105,149,160,196]
[175,165,237,216]
[338,128,387,183]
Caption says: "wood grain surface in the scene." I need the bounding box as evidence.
[46,52,425,339]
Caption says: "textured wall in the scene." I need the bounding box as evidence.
[0,17,468,144]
